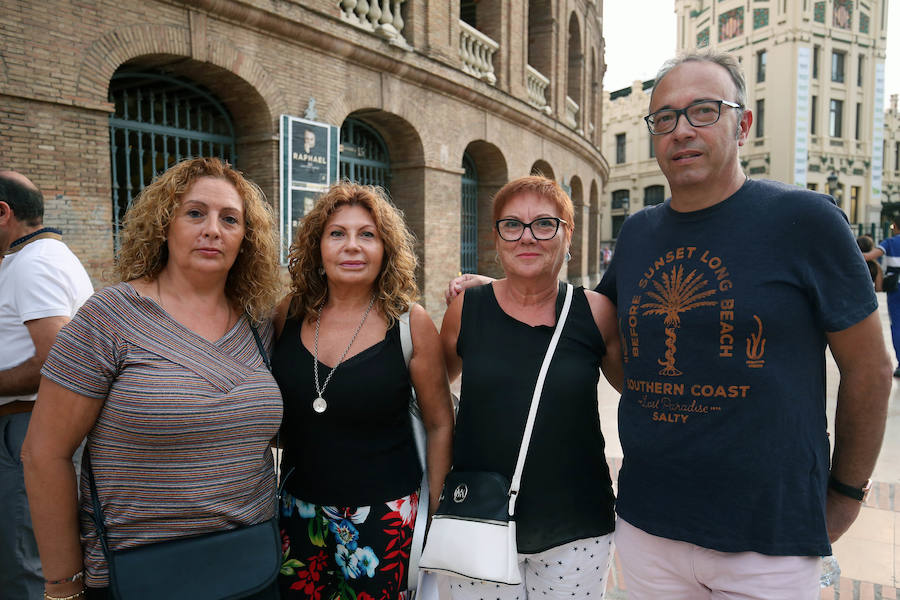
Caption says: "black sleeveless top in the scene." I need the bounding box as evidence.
[454,283,616,553]
[272,318,421,505]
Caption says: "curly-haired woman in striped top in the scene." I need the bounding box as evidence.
[22,157,283,599]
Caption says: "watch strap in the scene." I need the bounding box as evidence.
[828,475,870,502]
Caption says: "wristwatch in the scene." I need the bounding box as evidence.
[828,475,872,502]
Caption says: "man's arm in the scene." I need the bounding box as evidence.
[862,247,884,262]
[825,310,892,542]
[445,273,494,306]
[0,316,69,396]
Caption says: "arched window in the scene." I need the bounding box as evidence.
[530,160,555,180]
[528,0,553,79]
[339,118,391,191]
[460,152,478,273]
[611,189,630,210]
[108,71,236,246]
[567,14,583,115]
[644,185,665,206]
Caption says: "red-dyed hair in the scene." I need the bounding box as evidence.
[491,176,575,234]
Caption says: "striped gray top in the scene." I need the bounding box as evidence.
[42,282,283,587]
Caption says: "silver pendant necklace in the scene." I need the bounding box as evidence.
[311,296,376,414]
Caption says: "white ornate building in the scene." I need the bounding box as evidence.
[602,0,891,241]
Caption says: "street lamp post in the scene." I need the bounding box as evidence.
[826,171,842,207]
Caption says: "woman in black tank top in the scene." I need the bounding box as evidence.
[440,176,623,600]
[272,183,454,600]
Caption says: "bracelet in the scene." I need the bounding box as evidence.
[45,570,84,585]
[43,590,85,600]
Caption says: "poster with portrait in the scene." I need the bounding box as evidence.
[280,115,339,263]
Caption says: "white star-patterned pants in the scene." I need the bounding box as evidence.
[446,534,614,600]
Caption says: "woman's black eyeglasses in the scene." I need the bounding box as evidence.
[495,217,567,242]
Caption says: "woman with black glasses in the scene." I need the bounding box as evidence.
[439,175,623,599]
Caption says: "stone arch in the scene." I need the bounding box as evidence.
[76,23,285,205]
[461,140,508,278]
[530,159,555,180]
[75,23,285,124]
[589,179,600,284]
[568,175,585,284]
[108,57,277,200]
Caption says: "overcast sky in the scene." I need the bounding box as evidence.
[602,1,900,106]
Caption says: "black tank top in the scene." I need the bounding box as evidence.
[454,282,616,553]
[272,318,421,505]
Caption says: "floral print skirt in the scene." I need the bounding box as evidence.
[279,489,419,600]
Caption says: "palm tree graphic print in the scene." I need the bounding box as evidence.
[641,264,718,376]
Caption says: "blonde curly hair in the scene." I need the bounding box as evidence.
[287,182,418,325]
[115,157,281,322]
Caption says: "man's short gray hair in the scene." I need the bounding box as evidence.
[653,50,747,109]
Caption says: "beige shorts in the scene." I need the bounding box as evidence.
[615,517,821,600]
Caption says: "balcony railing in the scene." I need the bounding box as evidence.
[565,96,579,129]
[339,0,410,48]
[526,65,551,113]
[459,20,499,84]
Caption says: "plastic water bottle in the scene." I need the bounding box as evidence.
[820,555,841,587]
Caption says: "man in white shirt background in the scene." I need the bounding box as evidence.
[0,170,93,599]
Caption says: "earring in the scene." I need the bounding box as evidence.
[318,266,325,276]
[565,251,572,262]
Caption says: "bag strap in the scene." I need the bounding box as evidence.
[83,451,112,562]
[399,310,413,367]
[248,320,271,372]
[507,283,573,516]
[248,320,289,503]
[399,310,429,592]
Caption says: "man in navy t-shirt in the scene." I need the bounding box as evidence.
[445,51,891,599]
[595,51,891,599]
[863,214,900,376]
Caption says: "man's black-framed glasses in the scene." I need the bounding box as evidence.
[495,217,567,241]
[644,99,742,135]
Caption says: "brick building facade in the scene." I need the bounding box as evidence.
[0,0,610,319]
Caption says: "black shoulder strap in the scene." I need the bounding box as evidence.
[83,449,112,560]
[248,321,271,372]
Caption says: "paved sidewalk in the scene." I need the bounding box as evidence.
[597,293,900,599]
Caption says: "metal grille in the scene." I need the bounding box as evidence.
[339,119,390,191]
[460,153,478,273]
[108,72,236,247]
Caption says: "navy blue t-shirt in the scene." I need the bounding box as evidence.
[596,178,876,556]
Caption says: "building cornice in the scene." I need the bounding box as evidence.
[177,0,608,178]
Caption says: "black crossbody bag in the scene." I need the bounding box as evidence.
[83,322,281,599]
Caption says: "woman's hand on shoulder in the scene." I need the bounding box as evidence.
[584,289,623,393]
[445,273,493,306]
